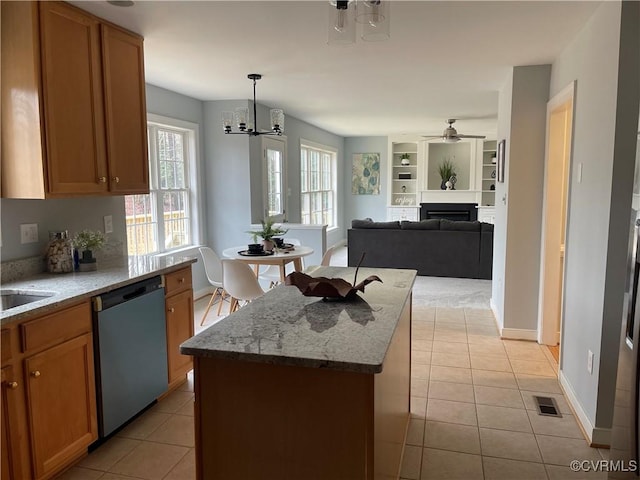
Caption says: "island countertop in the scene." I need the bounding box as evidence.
[0,255,197,325]
[180,266,416,374]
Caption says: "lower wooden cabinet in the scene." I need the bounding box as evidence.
[2,365,25,480]
[25,332,97,479]
[166,287,194,390]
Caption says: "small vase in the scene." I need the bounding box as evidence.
[79,249,97,272]
[440,180,447,190]
[262,240,275,252]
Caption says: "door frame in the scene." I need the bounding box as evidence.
[537,81,575,349]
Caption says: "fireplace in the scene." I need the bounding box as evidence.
[420,203,478,222]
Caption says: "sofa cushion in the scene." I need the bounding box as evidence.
[481,222,494,232]
[440,220,481,232]
[351,219,400,229]
[401,219,441,230]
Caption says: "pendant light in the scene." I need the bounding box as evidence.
[222,74,284,136]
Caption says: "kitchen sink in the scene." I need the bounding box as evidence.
[0,290,55,311]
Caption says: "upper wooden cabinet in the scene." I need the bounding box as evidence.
[1,1,149,198]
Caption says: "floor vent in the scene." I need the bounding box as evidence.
[533,396,562,417]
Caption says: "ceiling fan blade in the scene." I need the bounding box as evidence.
[457,134,487,139]
[421,135,444,139]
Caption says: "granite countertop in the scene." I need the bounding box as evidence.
[181,266,416,374]
[0,256,197,325]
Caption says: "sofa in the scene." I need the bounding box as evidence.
[347,218,493,279]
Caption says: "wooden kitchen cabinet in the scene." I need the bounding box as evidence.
[0,1,148,199]
[2,363,26,480]
[165,266,195,390]
[25,333,97,479]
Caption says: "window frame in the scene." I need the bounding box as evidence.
[126,113,202,256]
[300,139,338,229]
[262,135,287,223]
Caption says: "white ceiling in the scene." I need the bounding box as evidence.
[73,0,600,137]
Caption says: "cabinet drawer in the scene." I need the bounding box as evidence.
[164,267,192,296]
[20,301,92,354]
[1,329,11,363]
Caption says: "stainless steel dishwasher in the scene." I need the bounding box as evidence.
[93,275,168,438]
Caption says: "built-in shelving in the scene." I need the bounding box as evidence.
[388,140,421,220]
[481,140,497,206]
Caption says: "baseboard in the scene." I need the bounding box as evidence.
[558,370,611,447]
[490,298,500,329]
[500,328,538,341]
[194,286,214,301]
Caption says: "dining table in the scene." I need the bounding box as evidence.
[221,245,314,283]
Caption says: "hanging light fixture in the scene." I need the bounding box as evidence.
[327,1,356,45]
[222,74,284,136]
[327,0,389,45]
[356,0,390,41]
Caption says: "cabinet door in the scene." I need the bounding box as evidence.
[2,366,25,480]
[102,24,149,194]
[39,2,108,195]
[166,289,194,387]
[25,333,97,479]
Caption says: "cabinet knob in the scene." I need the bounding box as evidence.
[168,307,175,313]
[179,278,185,284]
[112,176,120,183]
[98,176,107,183]
[7,381,18,389]
[31,371,41,378]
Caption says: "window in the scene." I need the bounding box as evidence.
[300,141,337,228]
[263,136,286,221]
[125,115,199,255]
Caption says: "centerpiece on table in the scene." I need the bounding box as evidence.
[438,158,456,190]
[72,229,106,272]
[246,217,288,252]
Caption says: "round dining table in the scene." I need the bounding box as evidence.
[221,245,314,283]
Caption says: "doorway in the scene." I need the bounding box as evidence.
[538,82,575,356]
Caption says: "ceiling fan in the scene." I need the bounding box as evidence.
[423,119,486,143]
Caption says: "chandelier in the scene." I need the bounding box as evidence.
[222,74,284,136]
[328,0,390,45]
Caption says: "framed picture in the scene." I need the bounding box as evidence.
[497,139,506,183]
[352,153,380,195]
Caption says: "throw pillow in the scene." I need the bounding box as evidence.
[401,219,441,230]
[440,219,481,231]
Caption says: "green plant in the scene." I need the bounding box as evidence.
[72,229,106,251]
[438,159,456,181]
[246,217,288,243]
[400,153,411,160]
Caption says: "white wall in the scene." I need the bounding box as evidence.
[344,137,389,224]
[549,1,639,441]
[491,70,514,331]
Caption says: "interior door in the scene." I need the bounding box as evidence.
[262,136,287,222]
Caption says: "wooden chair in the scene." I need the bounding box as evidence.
[199,247,228,325]
[221,259,265,312]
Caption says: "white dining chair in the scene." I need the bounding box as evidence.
[221,259,265,312]
[258,238,301,288]
[199,247,228,325]
[305,244,339,274]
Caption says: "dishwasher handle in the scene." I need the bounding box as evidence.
[93,276,163,311]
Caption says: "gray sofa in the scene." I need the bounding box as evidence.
[347,218,493,279]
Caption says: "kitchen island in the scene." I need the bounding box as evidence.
[181,266,415,480]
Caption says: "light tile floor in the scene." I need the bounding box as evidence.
[56,247,606,479]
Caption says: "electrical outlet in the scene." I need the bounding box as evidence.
[20,223,38,244]
[587,350,594,374]
[104,215,113,234]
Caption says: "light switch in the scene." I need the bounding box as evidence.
[20,223,38,244]
[104,215,113,234]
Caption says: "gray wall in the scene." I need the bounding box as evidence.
[146,84,208,294]
[503,65,551,332]
[344,137,389,224]
[0,197,127,260]
[550,1,639,434]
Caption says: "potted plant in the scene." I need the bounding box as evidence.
[438,159,456,190]
[72,229,106,271]
[246,217,288,252]
[400,153,411,166]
